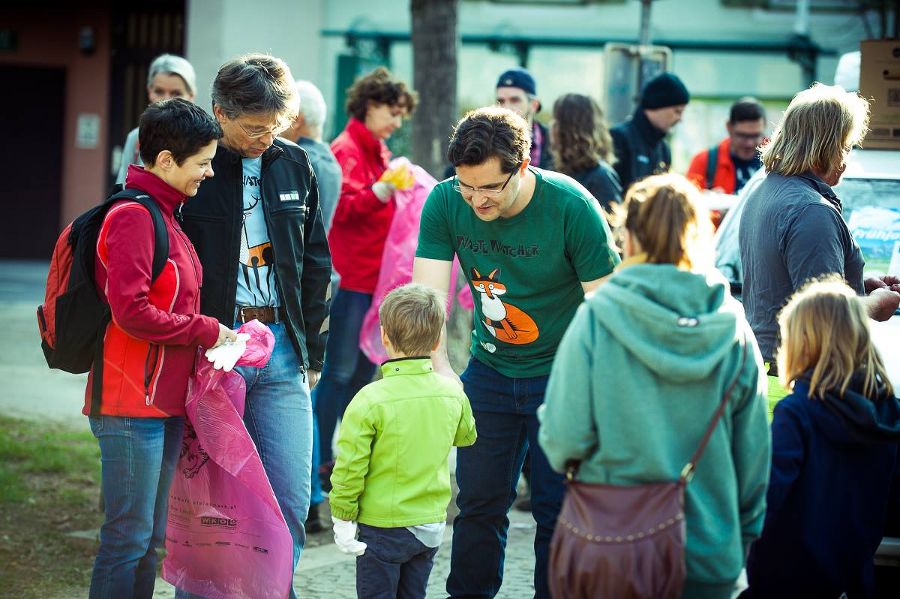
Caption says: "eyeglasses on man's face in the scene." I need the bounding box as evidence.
[234,119,289,139]
[452,162,522,197]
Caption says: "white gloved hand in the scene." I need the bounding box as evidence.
[332,517,367,556]
[371,181,396,203]
[204,333,250,372]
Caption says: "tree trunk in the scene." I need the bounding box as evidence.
[410,0,458,179]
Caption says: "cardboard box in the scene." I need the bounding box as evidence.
[860,40,900,151]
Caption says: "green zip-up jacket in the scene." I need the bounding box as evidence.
[329,357,477,527]
[538,262,770,588]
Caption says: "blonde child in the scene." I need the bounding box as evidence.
[329,283,477,599]
[746,278,900,598]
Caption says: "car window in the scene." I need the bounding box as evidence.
[836,177,900,275]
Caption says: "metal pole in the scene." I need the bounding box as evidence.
[639,0,653,47]
[793,0,810,36]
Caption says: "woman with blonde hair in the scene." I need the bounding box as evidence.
[745,278,900,598]
[550,93,622,212]
[739,83,900,413]
[540,173,770,599]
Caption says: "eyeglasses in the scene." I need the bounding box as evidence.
[452,163,522,197]
[235,120,288,139]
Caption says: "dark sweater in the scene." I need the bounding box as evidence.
[746,376,900,598]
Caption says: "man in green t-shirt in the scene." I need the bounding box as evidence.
[413,106,619,599]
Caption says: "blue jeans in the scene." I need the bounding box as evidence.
[447,358,564,599]
[357,524,439,599]
[89,415,184,599]
[312,288,376,464]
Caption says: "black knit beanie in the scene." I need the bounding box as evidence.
[639,73,690,109]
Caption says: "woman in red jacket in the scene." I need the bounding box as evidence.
[87,98,235,598]
[315,68,417,474]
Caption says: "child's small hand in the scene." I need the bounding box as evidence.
[332,517,367,556]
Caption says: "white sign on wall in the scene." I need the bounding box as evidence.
[76,113,100,149]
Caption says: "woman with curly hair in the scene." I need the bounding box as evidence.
[550,93,622,213]
[315,67,417,483]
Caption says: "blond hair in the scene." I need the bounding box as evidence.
[378,284,445,356]
[761,83,869,177]
[777,277,893,400]
[618,173,712,270]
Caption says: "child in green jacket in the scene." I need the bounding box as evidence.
[329,283,477,598]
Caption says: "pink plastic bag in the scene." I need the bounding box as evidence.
[359,158,471,364]
[163,320,292,599]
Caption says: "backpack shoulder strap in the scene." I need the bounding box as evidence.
[705,144,719,189]
[106,189,170,282]
[680,340,748,483]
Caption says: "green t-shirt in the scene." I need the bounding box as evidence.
[417,167,620,377]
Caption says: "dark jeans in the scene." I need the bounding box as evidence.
[447,358,564,599]
[313,288,377,465]
[357,524,438,599]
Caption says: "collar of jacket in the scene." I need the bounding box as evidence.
[615,252,648,272]
[797,171,842,212]
[380,356,434,377]
[347,117,391,167]
[632,109,667,144]
[214,140,285,169]
[125,164,186,214]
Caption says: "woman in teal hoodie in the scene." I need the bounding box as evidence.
[539,173,771,599]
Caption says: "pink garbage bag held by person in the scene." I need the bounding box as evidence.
[359,158,472,364]
[163,319,293,599]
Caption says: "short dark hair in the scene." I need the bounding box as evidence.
[345,67,417,121]
[212,54,297,124]
[447,106,529,173]
[729,97,766,124]
[139,98,222,166]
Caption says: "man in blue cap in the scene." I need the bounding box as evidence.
[611,71,690,190]
[495,67,553,169]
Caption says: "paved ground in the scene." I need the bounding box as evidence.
[0,259,538,598]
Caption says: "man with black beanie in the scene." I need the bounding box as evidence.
[610,72,690,190]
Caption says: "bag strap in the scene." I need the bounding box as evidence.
[107,189,170,282]
[680,339,748,484]
[705,144,719,190]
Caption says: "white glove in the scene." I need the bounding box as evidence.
[371,181,396,203]
[332,517,367,556]
[204,333,250,372]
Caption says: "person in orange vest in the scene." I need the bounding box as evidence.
[687,98,766,195]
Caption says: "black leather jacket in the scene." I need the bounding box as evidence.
[180,138,331,370]
[610,109,671,191]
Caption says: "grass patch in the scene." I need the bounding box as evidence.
[0,416,102,598]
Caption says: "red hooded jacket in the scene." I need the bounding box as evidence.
[83,165,220,418]
[328,118,394,294]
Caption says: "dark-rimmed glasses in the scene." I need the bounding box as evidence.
[452,162,523,197]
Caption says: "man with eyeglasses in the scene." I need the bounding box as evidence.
[177,54,331,599]
[687,97,767,195]
[414,106,619,599]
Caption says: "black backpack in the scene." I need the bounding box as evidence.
[37,189,169,414]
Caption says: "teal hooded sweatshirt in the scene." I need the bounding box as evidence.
[539,262,771,587]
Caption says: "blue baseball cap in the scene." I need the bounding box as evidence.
[496,67,537,96]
